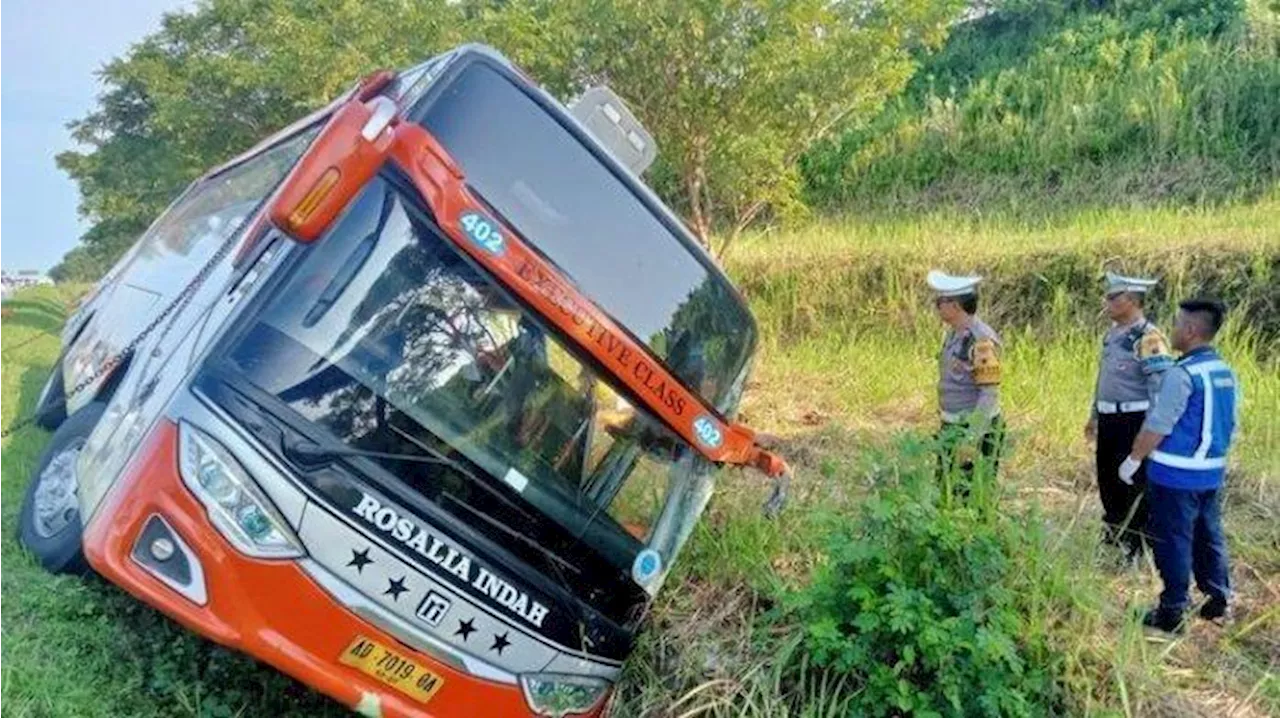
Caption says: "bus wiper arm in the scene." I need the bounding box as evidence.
[284,438,538,523]
[445,497,580,576]
[285,440,455,467]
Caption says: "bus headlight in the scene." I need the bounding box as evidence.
[519,674,610,717]
[178,421,302,559]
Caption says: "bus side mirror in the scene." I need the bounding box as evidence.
[270,96,398,243]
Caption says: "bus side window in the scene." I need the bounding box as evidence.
[116,128,319,291]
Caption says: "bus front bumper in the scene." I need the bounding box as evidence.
[81,420,594,718]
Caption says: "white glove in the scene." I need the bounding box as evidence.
[1118,456,1141,485]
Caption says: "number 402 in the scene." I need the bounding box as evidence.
[460,212,504,254]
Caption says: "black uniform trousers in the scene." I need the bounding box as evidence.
[937,416,1005,494]
[1096,411,1149,555]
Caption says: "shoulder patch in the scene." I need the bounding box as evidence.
[970,336,1002,385]
[1137,325,1174,374]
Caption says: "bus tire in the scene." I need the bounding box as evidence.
[17,401,106,575]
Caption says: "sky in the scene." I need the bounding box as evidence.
[2,0,187,273]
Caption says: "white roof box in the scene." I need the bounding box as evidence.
[569,86,657,175]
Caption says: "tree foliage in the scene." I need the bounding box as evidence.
[474,0,963,255]
[56,0,461,280]
[54,0,962,279]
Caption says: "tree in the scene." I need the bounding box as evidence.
[55,0,461,280]
[56,0,964,278]
[472,0,964,256]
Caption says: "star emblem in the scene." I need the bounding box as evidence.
[346,547,373,574]
[489,631,511,655]
[384,576,409,601]
[454,618,476,642]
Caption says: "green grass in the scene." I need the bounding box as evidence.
[0,286,348,718]
[801,1,1280,215]
[610,202,1279,716]
[734,193,1280,262]
[607,320,1277,714]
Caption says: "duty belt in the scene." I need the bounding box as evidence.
[1096,400,1150,414]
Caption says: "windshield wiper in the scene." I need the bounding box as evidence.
[287,436,590,627]
[286,440,456,467]
[283,437,540,526]
[444,497,580,576]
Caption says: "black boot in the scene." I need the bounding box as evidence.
[1142,607,1185,635]
[1198,596,1229,622]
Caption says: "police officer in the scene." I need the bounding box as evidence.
[1084,272,1173,558]
[928,271,1004,484]
[1121,297,1236,633]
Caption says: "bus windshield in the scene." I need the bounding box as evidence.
[223,176,714,584]
[413,59,756,414]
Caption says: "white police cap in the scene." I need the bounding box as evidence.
[1104,271,1158,295]
[927,270,983,298]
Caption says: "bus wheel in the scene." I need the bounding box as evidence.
[17,402,106,575]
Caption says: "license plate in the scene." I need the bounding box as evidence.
[339,635,445,704]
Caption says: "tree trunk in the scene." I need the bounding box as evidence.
[717,199,767,261]
[684,139,712,248]
[685,173,711,247]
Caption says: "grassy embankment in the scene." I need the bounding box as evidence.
[802,0,1280,218]
[613,199,1280,717]
[0,286,348,717]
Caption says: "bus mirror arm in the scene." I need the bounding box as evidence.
[750,447,789,478]
[747,445,790,519]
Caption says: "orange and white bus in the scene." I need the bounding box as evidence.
[19,44,788,717]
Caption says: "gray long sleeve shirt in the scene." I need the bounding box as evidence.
[1090,317,1172,419]
[938,317,1002,433]
[1142,367,1193,435]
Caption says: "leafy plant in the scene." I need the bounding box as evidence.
[789,438,1065,717]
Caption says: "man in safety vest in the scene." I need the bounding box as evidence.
[1120,297,1237,633]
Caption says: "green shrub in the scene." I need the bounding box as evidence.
[789,438,1066,717]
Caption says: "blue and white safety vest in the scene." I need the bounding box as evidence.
[1149,347,1237,490]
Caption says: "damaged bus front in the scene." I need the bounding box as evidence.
[19,45,788,717]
